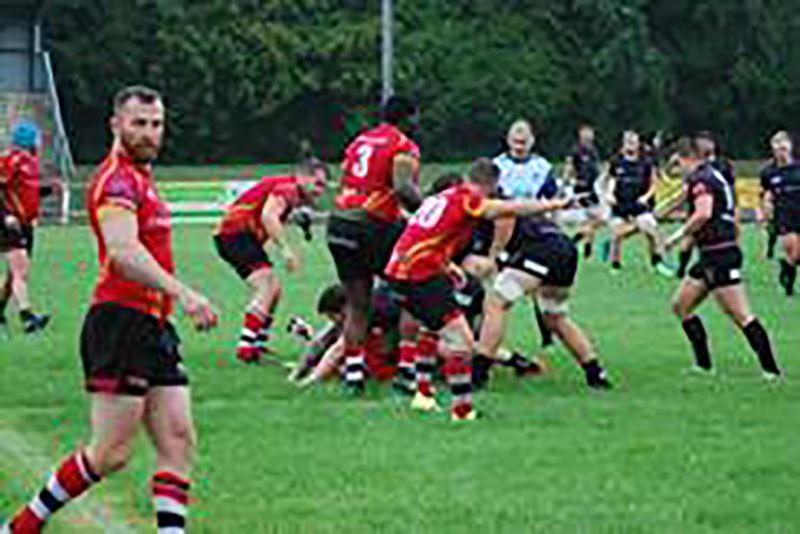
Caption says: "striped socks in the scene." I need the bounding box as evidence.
[393,339,418,395]
[152,472,190,533]
[237,307,271,363]
[343,344,366,393]
[415,332,438,398]
[443,355,473,418]
[12,450,101,529]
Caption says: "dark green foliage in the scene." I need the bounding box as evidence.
[45,1,800,163]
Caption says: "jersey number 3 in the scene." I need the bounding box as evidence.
[353,145,374,178]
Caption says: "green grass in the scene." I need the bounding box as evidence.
[1,223,798,533]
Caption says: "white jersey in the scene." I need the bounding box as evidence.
[493,152,554,199]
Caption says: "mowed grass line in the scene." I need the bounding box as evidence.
[1,223,798,533]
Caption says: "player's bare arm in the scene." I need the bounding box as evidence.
[482,196,570,220]
[488,216,515,261]
[638,170,658,204]
[392,152,422,212]
[99,205,217,330]
[261,194,299,272]
[666,193,712,249]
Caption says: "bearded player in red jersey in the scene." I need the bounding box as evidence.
[3,86,217,534]
[214,163,325,363]
[327,95,422,394]
[0,121,50,333]
[385,158,573,421]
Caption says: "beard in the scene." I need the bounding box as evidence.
[121,134,160,164]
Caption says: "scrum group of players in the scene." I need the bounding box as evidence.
[268,96,785,422]
[0,87,790,532]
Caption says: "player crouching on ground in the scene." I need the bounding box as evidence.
[0,120,50,334]
[475,209,612,390]
[384,158,574,421]
[214,162,326,364]
[666,134,783,380]
[288,282,405,388]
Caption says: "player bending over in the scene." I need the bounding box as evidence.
[3,86,217,534]
[605,130,673,276]
[214,163,325,363]
[327,95,422,395]
[666,136,782,379]
[759,130,800,296]
[475,212,612,390]
[384,158,573,421]
[0,121,50,333]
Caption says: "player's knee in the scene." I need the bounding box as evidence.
[162,420,197,462]
[542,312,563,333]
[440,319,472,356]
[89,441,133,475]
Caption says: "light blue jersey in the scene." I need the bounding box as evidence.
[492,153,557,199]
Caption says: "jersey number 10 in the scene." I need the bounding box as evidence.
[413,196,448,229]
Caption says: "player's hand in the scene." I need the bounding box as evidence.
[447,263,467,289]
[605,194,617,206]
[4,214,20,232]
[664,229,684,251]
[284,251,300,273]
[177,287,218,332]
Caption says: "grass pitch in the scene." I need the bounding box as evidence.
[0,222,798,533]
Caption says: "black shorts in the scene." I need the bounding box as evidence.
[214,232,271,280]
[574,187,599,207]
[387,275,461,331]
[688,246,743,289]
[500,234,578,287]
[80,303,188,396]
[612,201,649,220]
[0,221,34,255]
[327,212,405,282]
[775,207,800,236]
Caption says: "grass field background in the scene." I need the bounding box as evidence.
[1,218,798,532]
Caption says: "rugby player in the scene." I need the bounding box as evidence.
[759,131,800,296]
[605,130,674,276]
[667,136,782,379]
[214,163,325,363]
[492,119,557,350]
[566,124,607,259]
[475,214,612,390]
[0,121,50,333]
[4,86,217,533]
[384,158,573,421]
[675,132,737,279]
[326,95,422,394]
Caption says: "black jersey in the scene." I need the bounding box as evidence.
[760,160,800,214]
[686,162,737,249]
[710,156,735,187]
[609,154,655,205]
[506,215,563,254]
[570,144,601,195]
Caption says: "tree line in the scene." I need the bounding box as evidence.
[46,0,800,165]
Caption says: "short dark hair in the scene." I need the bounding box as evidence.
[297,157,330,181]
[427,173,463,196]
[113,85,162,112]
[467,158,500,187]
[317,284,346,315]
[382,95,417,125]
